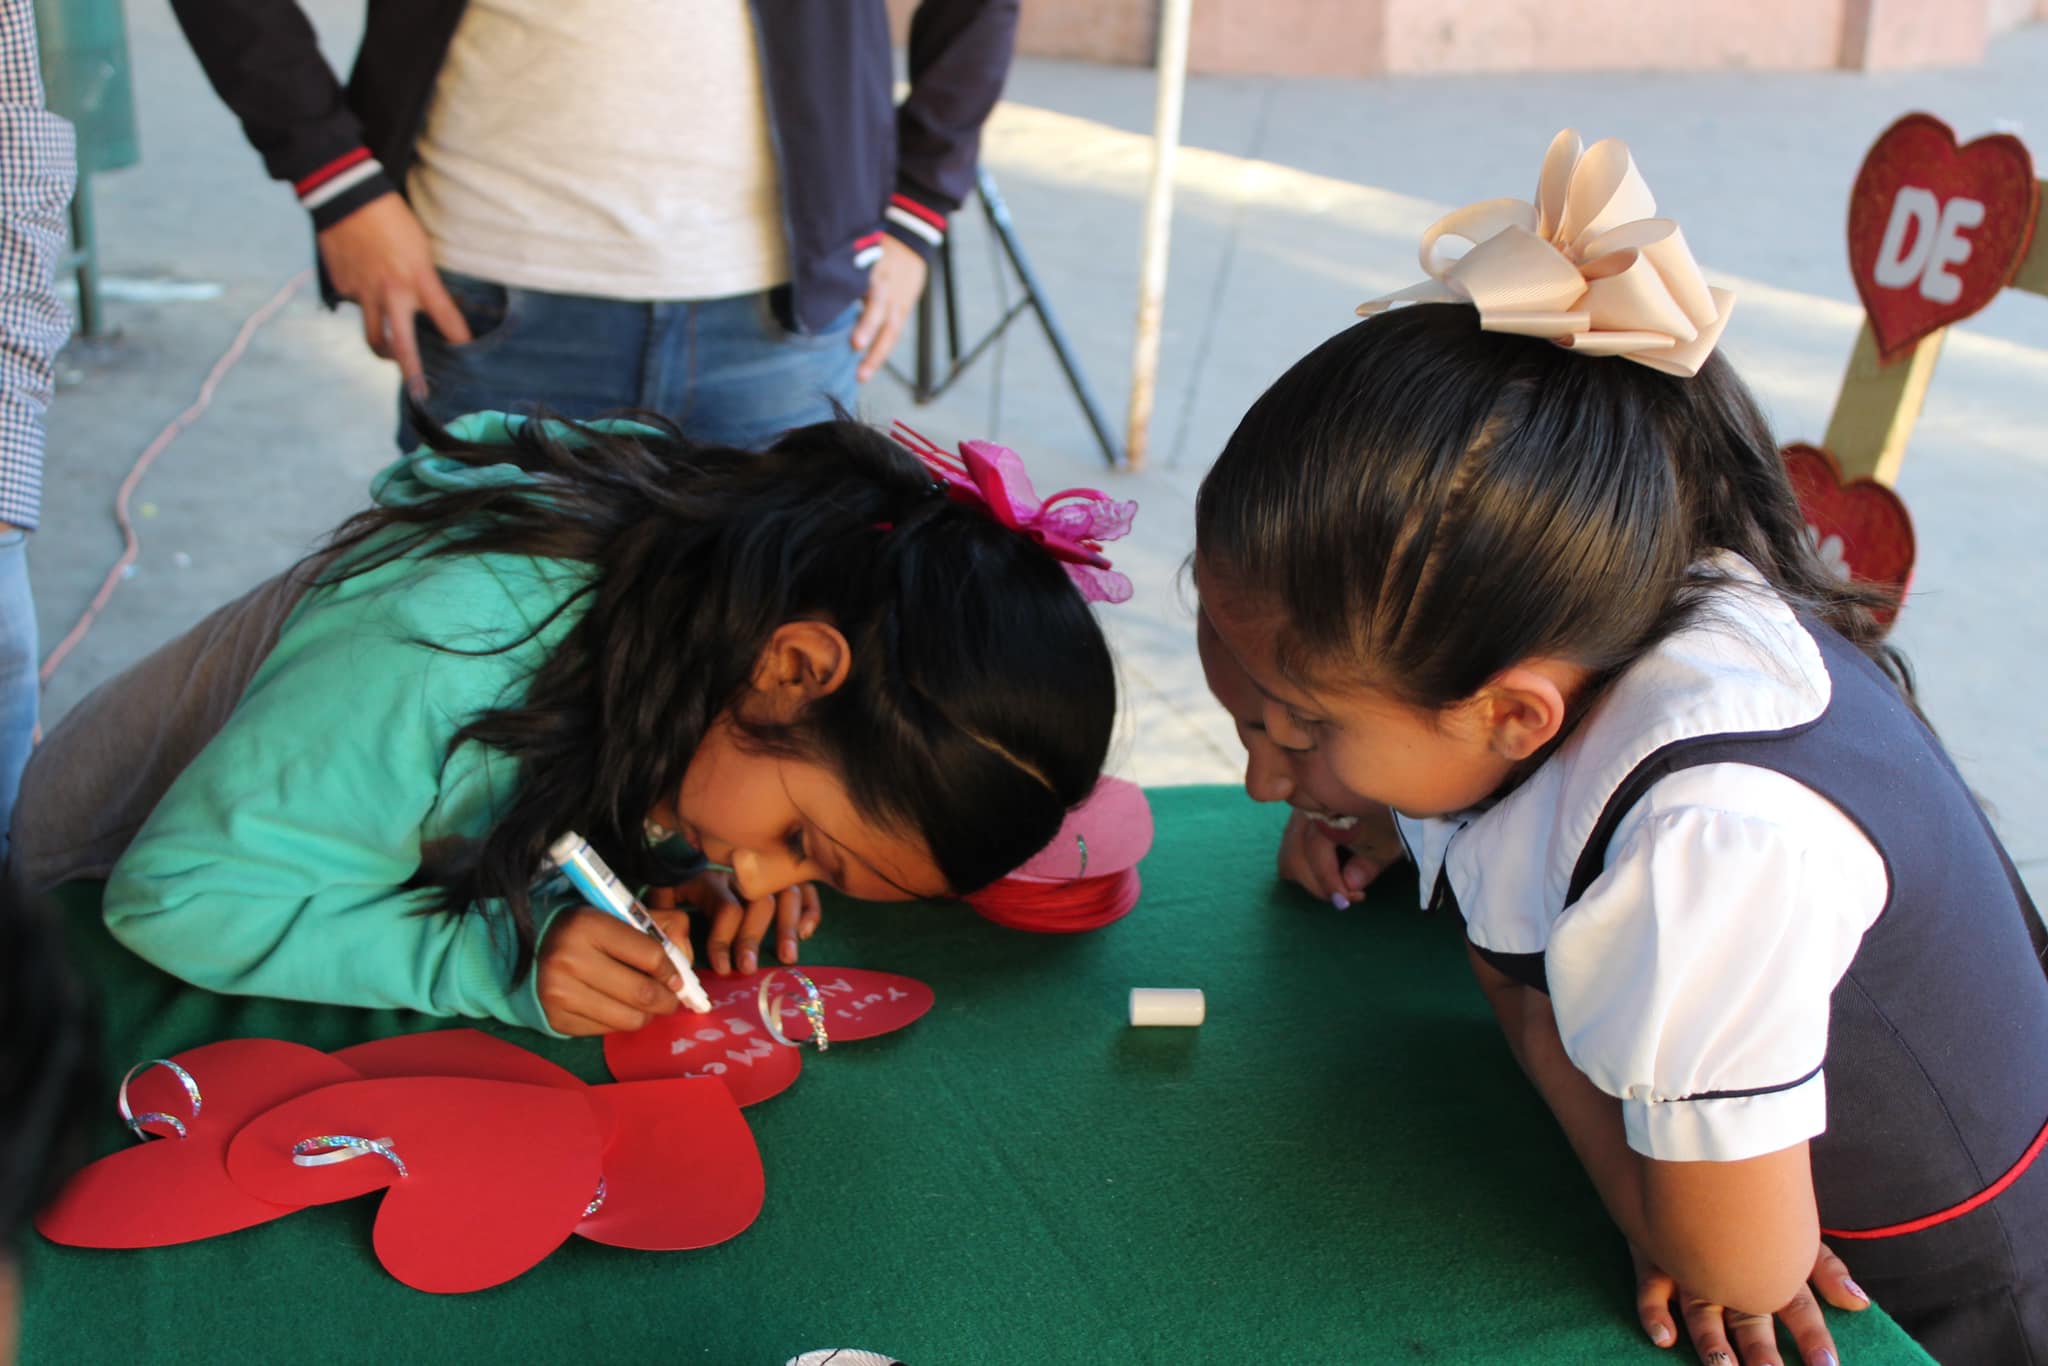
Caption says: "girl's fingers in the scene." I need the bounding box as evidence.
[1808,1242,1870,1313]
[1304,832,1349,905]
[774,886,806,965]
[703,899,745,975]
[577,945,680,1022]
[547,1009,611,1038]
[1679,1294,1738,1366]
[798,884,822,941]
[1724,1308,1783,1366]
[728,892,783,975]
[1634,1262,1680,1348]
[648,909,694,968]
[1770,1285,1840,1366]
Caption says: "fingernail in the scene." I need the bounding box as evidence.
[740,949,757,974]
[1814,1350,1838,1366]
[1649,1323,1672,1345]
[780,937,797,963]
[800,923,815,939]
[667,974,683,992]
[1843,1277,1869,1304]
[1329,892,1350,909]
[407,375,429,401]
[1705,1353,1733,1366]
[1345,866,1370,893]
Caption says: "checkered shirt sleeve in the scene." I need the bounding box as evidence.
[0,1,74,530]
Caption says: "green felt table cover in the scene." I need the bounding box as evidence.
[19,786,1933,1365]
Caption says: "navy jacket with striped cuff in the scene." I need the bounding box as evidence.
[168,0,1018,334]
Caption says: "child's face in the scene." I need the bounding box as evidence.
[1196,571,1515,822]
[656,713,948,905]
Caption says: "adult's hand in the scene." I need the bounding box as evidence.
[851,235,929,383]
[315,192,472,399]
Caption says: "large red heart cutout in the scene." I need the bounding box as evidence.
[227,1076,603,1293]
[603,966,933,1104]
[1847,112,2038,365]
[1781,444,1916,629]
[576,1078,764,1250]
[35,1039,360,1249]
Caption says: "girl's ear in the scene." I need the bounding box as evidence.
[1471,660,1583,762]
[747,621,853,721]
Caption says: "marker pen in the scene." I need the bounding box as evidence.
[547,832,713,1014]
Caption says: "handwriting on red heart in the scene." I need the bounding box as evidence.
[1847,112,2038,365]
[603,966,934,1105]
[1782,444,1916,629]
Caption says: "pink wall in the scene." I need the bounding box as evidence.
[887,0,2035,75]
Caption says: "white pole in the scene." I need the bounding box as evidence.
[1125,0,1194,471]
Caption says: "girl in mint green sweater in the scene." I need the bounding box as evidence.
[17,413,1122,1036]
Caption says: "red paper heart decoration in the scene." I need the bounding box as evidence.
[1781,444,1916,629]
[1847,112,2038,364]
[333,1029,586,1091]
[1012,776,1154,882]
[35,1039,360,1249]
[576,1079,764,1250]
[604,966,933,1103]
[227,1076,603,1294]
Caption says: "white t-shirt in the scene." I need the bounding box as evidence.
[1396,556,1890,1164]
[408,0,791,301]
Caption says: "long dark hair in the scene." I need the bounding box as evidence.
[1195,303,1909,712]
[314,412,1118,978]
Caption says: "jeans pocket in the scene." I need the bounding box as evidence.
[754,291,860,351]
[424,269,520,353]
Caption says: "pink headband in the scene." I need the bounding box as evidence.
[890,423,1139,605]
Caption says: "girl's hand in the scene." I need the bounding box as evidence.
[1632,1239,1869,1366]
[535,905,692,1036]
[1276,804,1405,907]
[661,869,822,976]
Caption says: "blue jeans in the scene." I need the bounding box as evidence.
[400,272,861,451]
[0,530,37,863]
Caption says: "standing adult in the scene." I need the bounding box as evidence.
[170,0,1018,449]
[0,1,77,862]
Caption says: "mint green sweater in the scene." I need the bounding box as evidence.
[102,416,602,1034]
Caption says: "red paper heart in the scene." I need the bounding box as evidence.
[1848,112,2038,364]
[603,966,933,1103]
[1782,444,1917,628]
[35,1039,360,1249]
[1011,776,1154,882]
[227,1076,603,1293]
[575,1078,764,1250]
[335,1028,619,1147]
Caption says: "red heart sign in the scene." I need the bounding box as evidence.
[1847,112,2038,365]
[603,966,934,1104]
[34,1040,359,1249]
[1781,444,1916,630]
[228,1076,604,1294]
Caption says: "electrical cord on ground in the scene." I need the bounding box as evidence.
[38,269,312,686]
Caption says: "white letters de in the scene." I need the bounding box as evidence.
[1872,185,1987,305]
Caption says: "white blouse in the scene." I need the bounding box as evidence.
[1396,556,1889,1163]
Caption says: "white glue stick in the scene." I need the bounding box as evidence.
[1129,988,1205,1027]
[548,831,713,1013]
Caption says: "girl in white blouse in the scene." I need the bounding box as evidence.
[1192,276,2045,1364]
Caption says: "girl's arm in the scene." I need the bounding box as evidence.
[102,576,571,1033]
[1469,946,1819,1314]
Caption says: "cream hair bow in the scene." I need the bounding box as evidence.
[1356,129,1735,377]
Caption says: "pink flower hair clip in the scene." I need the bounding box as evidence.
[890,423,1139,605]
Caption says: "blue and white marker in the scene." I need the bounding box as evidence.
[548,831,713,1014]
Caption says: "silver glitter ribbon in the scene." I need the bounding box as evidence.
[291,1134,409,1178]
[117,1058,202,1141]
[757,968,830,1052]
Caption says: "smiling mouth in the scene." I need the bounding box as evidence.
[1302,809,1360,832]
